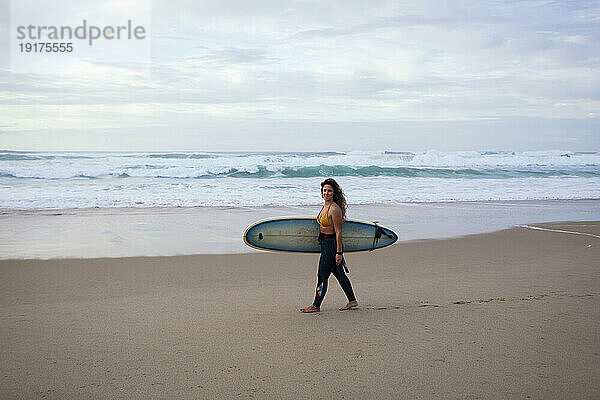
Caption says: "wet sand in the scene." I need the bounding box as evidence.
[2,199,599,259]
[1,222,599,399]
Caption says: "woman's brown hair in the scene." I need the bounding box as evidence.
[321,178,347,220]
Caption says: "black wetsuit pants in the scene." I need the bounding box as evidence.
[313,235,356,308]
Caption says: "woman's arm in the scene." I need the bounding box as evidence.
[332,206,343,265]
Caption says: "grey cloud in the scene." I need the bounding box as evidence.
[290,15,458,40]
[1,0,598,132]
[192,47,275,65]
[151,0,287,19]
[154,34,200,42]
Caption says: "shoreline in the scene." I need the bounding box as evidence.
[2,197,599,213]
[1,199,600,260]
[0,220,599,261]
[1,223,599,398]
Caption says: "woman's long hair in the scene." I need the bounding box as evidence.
[321,178,347,220]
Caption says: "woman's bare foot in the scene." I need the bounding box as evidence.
[339,300,358,311]
[299,305,320,313]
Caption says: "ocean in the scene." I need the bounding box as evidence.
[1,149,598,210]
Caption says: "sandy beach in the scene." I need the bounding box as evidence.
[1,221,599,399]
[4,0,600,398]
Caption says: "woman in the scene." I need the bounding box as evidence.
[300,178,358,313]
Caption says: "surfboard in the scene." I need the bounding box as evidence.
[243,217,398,253]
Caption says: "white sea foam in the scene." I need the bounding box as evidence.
[1,150,598,209]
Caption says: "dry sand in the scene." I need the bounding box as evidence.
[1,222,599,399]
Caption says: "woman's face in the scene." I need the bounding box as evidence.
[322,184,334,201]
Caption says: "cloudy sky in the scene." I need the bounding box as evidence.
[0,0,598,151]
